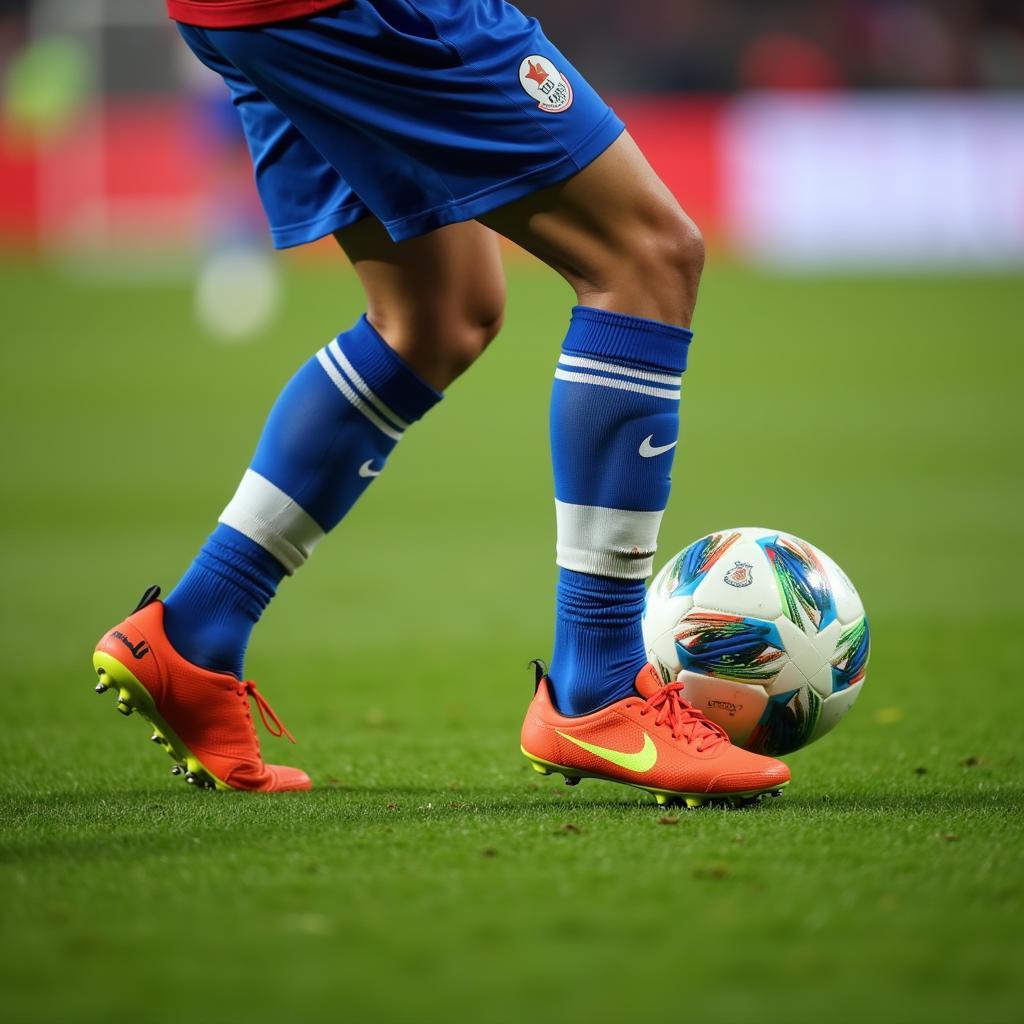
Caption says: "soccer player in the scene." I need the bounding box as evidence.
[93,0,789,804]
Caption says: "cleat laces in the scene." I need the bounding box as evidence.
[639,682,728,752]
[238,680,296,744]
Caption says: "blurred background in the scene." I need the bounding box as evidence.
[2,0,1023,297]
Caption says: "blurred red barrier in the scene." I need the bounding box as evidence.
[613,96,724,239]
[0,123,37,244]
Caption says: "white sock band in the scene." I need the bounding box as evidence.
[219,470,324,574]
[554,499,664,580]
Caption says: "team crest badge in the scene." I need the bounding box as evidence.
[724,561,753,588]
[518,55,573,113]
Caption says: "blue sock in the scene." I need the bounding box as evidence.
[547,306,692,714]
[163,315,441,677]
[162,524,285,677]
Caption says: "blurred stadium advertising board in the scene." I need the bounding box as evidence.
[722,95,1024,270]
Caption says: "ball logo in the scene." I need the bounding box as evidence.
[707,698,744,717]
[518,55,573,113]
[724,561,754,588]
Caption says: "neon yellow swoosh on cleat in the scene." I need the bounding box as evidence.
[555,731,657,773]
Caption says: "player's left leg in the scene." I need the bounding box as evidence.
[335,216,505,391]
[162,217,505,681]
[95,217,505,790]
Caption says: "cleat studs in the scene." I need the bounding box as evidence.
[654,793,668,806]
[150,733,161,744]
[769,790,783,799]
[685,797,703,809]
[116,701,133,716]
[530,763,552,776]
[563,775,580,787]
[95,683,108,694]
[170,765,183,775]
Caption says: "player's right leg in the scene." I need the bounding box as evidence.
[479,135,787,804]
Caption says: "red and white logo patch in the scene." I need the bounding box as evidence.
[724,561,754,588]
[518,55,573,113]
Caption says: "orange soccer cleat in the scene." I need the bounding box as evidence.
[521,661,789,808]
[92,587,311,792]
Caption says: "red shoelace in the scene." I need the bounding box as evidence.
[238,680,296,744]
[639,682,728,752]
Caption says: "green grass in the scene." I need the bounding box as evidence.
[0,255,1021,1024]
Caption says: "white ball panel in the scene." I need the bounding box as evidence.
[678,673,769,747]
[806,663,836,700]
[690,537,782,619]
[774,614,825,681]
[764,660,808,699]
[809,680,864,743]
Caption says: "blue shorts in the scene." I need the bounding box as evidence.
[177,0,625,247]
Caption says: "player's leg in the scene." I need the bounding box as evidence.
[162,218,504,678]
[481,132,703,329]
[479,131,703,715]
[96,217,505,790]
[94,21,506,791]
[335,216,505,391]
[501,137,789,802]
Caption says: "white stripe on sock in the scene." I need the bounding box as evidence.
[553,369,681,402]
[219,470,325,575]
[327,338,411,431]
[316,349,404,442]
[557,353,682,387]
[554,500,664,580]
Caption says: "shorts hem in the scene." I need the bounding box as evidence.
[270,200,370,250]
[381,112,625,242]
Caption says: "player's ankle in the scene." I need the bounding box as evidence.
[162,525,285,678]
[548,569,648,716]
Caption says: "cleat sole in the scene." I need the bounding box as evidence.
[520,746,788,809]
[92,651,231,792]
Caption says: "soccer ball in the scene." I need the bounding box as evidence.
[642,528,869,756]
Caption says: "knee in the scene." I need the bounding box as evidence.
[655,206,705,290]
[447,296,505,377]
[624,203,704,320]
[572,197,705,328]
[439,283,506,379]
[369,278,506,389]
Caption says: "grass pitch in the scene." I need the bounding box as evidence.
[0,255,1021,1024]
